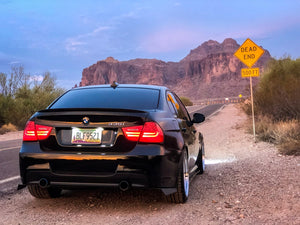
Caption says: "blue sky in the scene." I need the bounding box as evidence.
[0,0,299,89]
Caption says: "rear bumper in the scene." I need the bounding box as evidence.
[19,143,181,190]
[24,169,150,189]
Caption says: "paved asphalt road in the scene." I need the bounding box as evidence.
[0,104,224,195]
[189,104,224,118]
[0,139,22,194]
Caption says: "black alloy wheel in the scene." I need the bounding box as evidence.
[196,143,205,175]
[28,184,62,198]
[166,149,189,203]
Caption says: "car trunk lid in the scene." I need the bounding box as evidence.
[34,108,148,152]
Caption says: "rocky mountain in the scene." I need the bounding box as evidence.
[79,38,271,100]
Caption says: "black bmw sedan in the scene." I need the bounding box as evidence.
[19,83,205,203]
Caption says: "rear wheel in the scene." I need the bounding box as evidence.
[196,144,205,174]
[166,150,189,203]
[28,184,62,198]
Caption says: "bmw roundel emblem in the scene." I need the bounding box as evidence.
[82,117,90,125]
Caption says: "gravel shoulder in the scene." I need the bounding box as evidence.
[0,104,299,225]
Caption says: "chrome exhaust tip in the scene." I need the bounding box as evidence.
[119,180,130,191]
[39,178,49,188]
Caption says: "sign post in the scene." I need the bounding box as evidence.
[234,38,264,140]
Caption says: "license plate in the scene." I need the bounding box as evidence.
[71,128,103,144]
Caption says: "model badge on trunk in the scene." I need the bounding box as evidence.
[108,122,125,126]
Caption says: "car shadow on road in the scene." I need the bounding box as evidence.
[20,187,172,213]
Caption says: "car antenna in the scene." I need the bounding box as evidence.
[111,81,119,89]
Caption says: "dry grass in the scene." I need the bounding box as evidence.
[238,99,252,116]
[273,120,300,155]
[255,115,277,142]
[0,123,18,135]
[243,115,300,155]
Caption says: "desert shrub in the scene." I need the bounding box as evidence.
[0,95,6,126]
[273,120,300,155]
[8,74,64,128]
[0,67,65,129]
[0,95,14,126]
[241,57,300,155]
[254,115,276,142]
[0,123,17,135]
[244,117,300,155]
[180,97,193,106]
[254,57,300,121]
[239,99,252,116]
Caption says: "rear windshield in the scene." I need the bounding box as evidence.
[49,87,160,110]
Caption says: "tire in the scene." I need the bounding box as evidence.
[28,184,62,199]
[166,150,189,203]
[196,143,205,175]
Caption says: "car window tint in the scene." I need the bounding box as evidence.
[173,93,191,121]
[166,92,178,115]
[50,87,160,110]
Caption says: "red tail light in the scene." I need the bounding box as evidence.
[122,122,164,143]
[139,122,164,143]
[23,121,53,141]
[122,125,143,142]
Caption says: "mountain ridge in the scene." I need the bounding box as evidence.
[79,38,271,100]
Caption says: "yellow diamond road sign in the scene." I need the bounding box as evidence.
[234,38,264,68]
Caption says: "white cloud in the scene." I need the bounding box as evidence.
[65,26,112,52]
[139,27,205,53]
[139,14,300,54]
[92,26,111,34]
[30,75,44,82]
[65,40,86,52]
[120,11,138,19]
[9,61,21,65]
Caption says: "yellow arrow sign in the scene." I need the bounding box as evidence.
[234,38,264,68]
[241,68,260,77]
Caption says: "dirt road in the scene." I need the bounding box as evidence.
[0,104,299,225]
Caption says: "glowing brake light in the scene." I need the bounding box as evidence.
[122,125,143,142]
[23,121,53,141]
[122,122,164,143]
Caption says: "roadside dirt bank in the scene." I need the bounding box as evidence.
[0,104,299,225]
[0,131,22,141]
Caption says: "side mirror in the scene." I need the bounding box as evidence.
[192,113,205,124]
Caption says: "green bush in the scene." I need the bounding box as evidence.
[0,94,14,127]
[241,57,300,155]
[254,57,300,121]
[0,67,65,129]
[180,97,193,106]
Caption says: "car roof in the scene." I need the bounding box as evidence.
[72,84,170,92]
